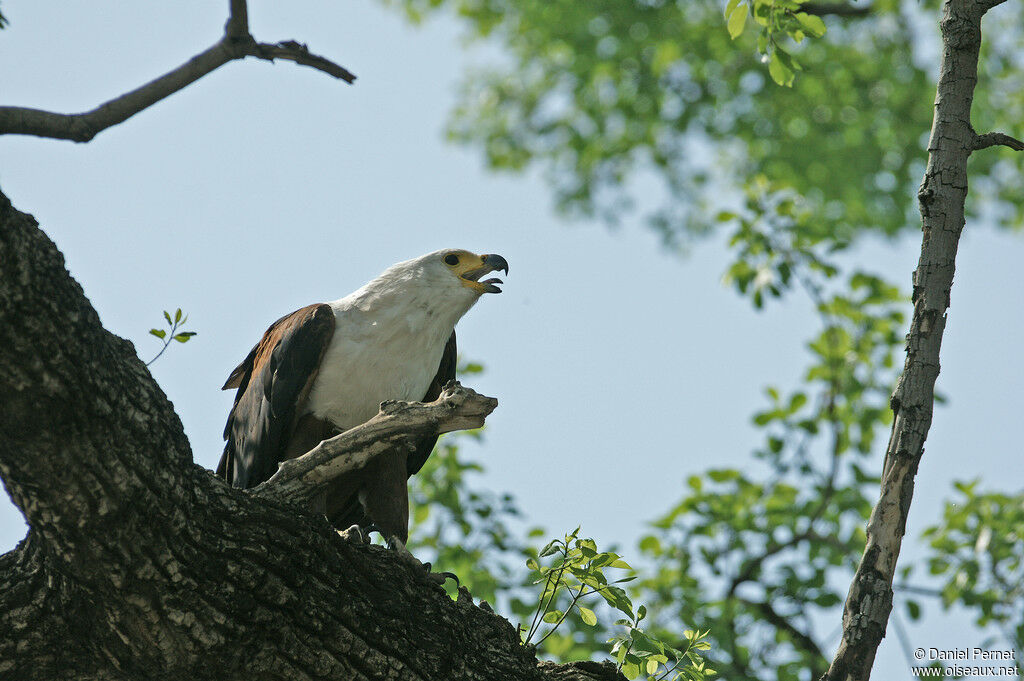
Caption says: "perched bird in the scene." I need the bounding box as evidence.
[217,249,508,547]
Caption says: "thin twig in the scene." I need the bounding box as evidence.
[973,132,1024,152]
[146,317,186,366]
[801,2,872,16]
[893,583,943,598]
[526,569,556,643]
[530,547,572,644]
[0,4,354,142]
[248,41,356,82]
[535,581,586,646]
[737,597,827,666]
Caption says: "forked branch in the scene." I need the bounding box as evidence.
[0,0,354,143]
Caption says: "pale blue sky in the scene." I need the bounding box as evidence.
[1,2,1021,676]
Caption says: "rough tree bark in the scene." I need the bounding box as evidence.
[0,190,622,680]
[822,1,1023,680]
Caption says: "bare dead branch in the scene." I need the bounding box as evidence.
[0,42,234,142]
[973,131,1024,152]
[246,40,356,83]
[801,3,873,17]
[0,3,354,143]
[254,382,498,506]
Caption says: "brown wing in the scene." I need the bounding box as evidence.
[216,303,335,488]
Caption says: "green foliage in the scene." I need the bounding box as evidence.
[724,0,827,87]
[407,430,537,605]
[379,0,1023,244]
[523,529,714,681]
[915,483,1024,657]
[720,177,842,309]
[146,308,197,366]
[521,528,637,646]
[627,233,905,678]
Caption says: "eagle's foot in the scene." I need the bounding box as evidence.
[387,536,460,588]
[337,524,372,544]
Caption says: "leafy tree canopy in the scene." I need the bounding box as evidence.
[380,0,1023,244]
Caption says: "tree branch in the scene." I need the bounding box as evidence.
[244,40,357,83]
[0,3,354,143]
[737,597,827,672]
[225,0,250,39]
[801,3,873,17]
[822,1,1007,679]
[255,382,498,506]
[972,131,1024,151]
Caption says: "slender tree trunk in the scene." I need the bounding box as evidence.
[0,188,621,681]
[822,1,1020,679]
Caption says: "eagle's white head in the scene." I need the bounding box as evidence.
[315,249,508,428]
[345,249,509,323]
[364,249,507,303]
[386,248,508,292]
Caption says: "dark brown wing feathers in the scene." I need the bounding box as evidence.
[216,303,335,488]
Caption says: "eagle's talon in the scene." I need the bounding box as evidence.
[385,536,459,587]
[337,524,371,544]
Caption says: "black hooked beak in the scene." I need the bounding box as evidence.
[482,254,509,276]
[462,253,509,293]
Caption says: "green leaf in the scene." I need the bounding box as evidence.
[539,540,560,557]
[727,3,748,39]
[906,599,922,621]
[174,308,182,323]
[578,606,597,626]
[149,328,166,339]
[794,12,826,37]
[163,311,172,325]
[173,332,196,343]
[542,610,563,624]
[768,51,794,87]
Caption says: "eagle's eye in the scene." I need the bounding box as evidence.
[444,254,460,266]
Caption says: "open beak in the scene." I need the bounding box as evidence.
[461,254,509,294]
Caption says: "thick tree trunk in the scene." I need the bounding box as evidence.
[822,1,1019,679]
[0,188,620,681]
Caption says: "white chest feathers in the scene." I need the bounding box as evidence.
[305,287,475,431]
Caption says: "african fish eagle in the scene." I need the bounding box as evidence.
[216,249,508,547]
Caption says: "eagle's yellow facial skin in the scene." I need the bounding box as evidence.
[442,250,507,294]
